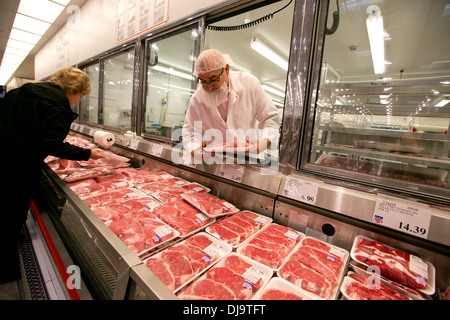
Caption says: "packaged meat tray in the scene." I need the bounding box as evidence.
[143,232,232,293]
[340,272,411,300]
[354,140,423,154]
[350,235,435,295]
[277,236,349,300]
[80,188,148,208]
[178,252,273,300]
[151,199,216,238]
[253,277,314,300]
[203,141,256,154]
[236,224,304,271]
[206,211,272,248]
[181,193,239,218]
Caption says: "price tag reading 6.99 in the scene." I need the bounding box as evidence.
[372,197,431,239]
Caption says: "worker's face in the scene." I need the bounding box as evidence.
[198,66,229,92]
[66,92,84,106]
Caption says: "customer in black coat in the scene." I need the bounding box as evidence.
[0,66,104,284]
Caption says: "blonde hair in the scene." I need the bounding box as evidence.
[50,66,91,95]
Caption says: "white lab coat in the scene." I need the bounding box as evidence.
[182,71,280,153]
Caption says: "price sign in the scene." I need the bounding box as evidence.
[283,176,319,205]
[151,144,163,157]
[128,139,139,150]
[220,164,244,183]
[372,196,431,239]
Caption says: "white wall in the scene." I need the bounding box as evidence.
[35,0,227,80]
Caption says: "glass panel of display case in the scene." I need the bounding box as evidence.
[309,0,450,189]
[143,27,198,139]
[80,63,100,123]
[102,48,135,130]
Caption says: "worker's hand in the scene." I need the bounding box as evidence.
[89,149,105,160]
[248,139,271,154]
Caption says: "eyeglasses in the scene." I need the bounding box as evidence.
[198,68,224,86]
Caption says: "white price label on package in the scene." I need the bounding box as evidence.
[372,196,431,239]
[283,176,319,205]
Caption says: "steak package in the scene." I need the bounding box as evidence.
[237,224,304,270]
[181,193,239,218]
[206,211,272,248]
[351,235,435,295]
[253,277,314,300]
[144,233,231,293]
[179,253,272,300]
[277,237,349,300]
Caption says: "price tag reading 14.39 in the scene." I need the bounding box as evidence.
[372,197,431,239]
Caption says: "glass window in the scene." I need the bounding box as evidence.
[143,27,199,139]
[308,0,450,190]
[80,63,100,123]
[102,48,135,130]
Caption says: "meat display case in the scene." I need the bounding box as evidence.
[30,125,450,300]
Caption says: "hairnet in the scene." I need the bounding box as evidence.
[193,49,232,76]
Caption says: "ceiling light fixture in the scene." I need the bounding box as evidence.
[366,5,385,75]
[0,0,68,85]
[250,38,288,71]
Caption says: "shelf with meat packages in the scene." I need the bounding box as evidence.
[143,232,232,294]
[181,192,240,218]
[236,224,305,272]
[276,236,349,300]
[253,277,315,300]
[205,211,272,249]
[350,235,436,296]
[340,272,412,300]
[177,252,273,300]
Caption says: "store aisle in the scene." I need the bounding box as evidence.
[0,280,22,300]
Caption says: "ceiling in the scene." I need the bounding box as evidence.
[0,0,88,82]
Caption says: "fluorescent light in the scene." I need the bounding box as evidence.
[250,38,288,71]
[13,13,51,35]
[18,0,65,24]
[366,5,385,74]
[262,84,285,97]
[152,65,194,81]
[7,39,35,52]
[9,28,42,45]
[435,98,450,107]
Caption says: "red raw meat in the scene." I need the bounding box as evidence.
[107,217,145,254]
[159,250,194,289]
[181,278,236,300]
[225,254,263,290]
[81,188,146,208]
[206,267,253,300]
[184,234,213,250]
[145,258,176,291]
[354,238,428,290]
[94,173,127,183]
[183,192,236,216]
[240,244,283,269]
[261,289,303,300]
[279,259,332,299]
[152,189,186,204]
[140,218,175,248]
[208,223,241,246]
[166,244,211,273]
[346,273,409,300]
[63,167,117,183]
[159,215,198,236]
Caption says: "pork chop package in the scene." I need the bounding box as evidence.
[181,192,239,218]
[178,252,272,300]
[143,233,232,293]
[237,224,304,271]
[277,236,349,300]
[206,211,272,248]
[253,277,314,300]
[350,235,435,295]
[340,272,411,300]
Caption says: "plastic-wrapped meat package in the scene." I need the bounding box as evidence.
[94,172,128,184]
[238,224,303,270]
[67,178,97,195]
[181,192,238,218]
[115,168,162,184]
[206,211,272,247]
[77,150,129,168]
[352,236,431,291]
[81,188,147,208]
[108,217,146,254]
[139,215,177,249]
[342,273,410,300]
[152,189,187,204]
[144,233,231,293]
[152,200,213,237]
[278,237,348,299]
[75,180,134,198]
[62,166,117,183]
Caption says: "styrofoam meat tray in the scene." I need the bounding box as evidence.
[276,236,349,300]
[203,141,256,154]
[177,252,273,300]
[205,211,273,249]
[181,193,240,218]
[142,232,232,294]
[236,223,305,272]
[253,277,315,300]
[350,234,435,295]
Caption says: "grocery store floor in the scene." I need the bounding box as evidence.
[0,279,24,300]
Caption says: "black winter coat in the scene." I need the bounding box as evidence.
[0,82,91,185]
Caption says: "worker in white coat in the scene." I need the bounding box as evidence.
[182,49,280,161]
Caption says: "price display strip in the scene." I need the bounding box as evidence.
[220,163,244,183]
[150,144,164,157]
[372,196,431,239]
[282,176,319,206]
